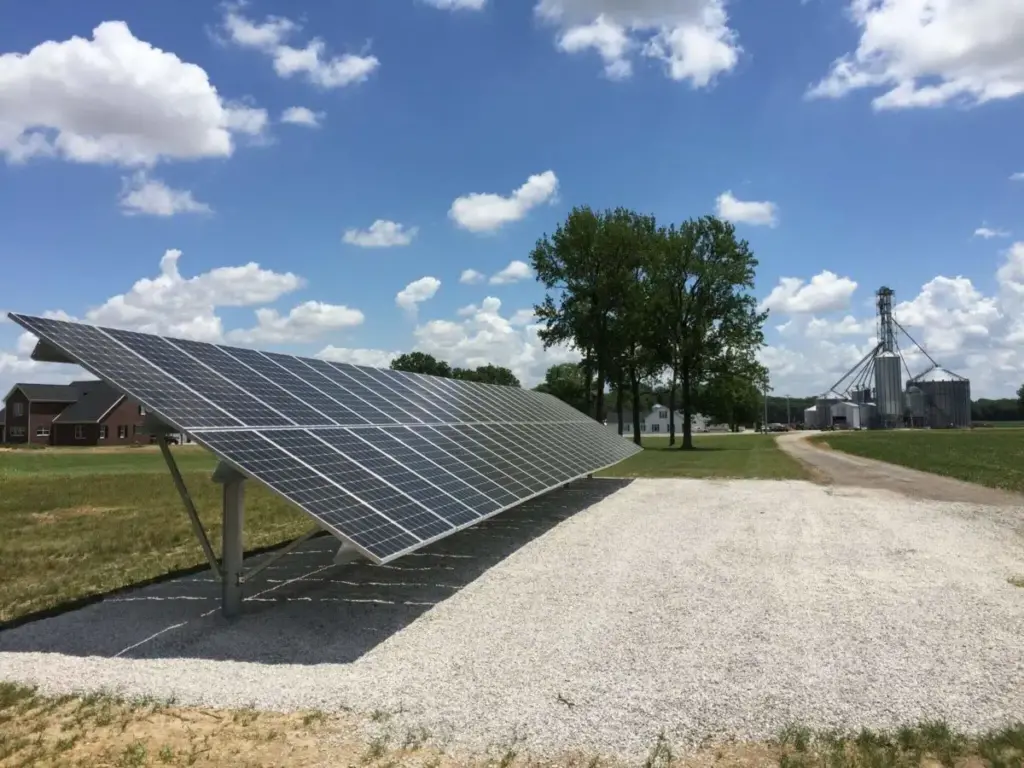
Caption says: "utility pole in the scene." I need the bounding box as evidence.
[786,396,791,426]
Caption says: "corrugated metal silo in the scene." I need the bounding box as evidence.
[873,351,903,426]
[816,397,835,428]
[803,405,818,429]
[831,401,861,429]
[905,386,925,419]
[910,367,972,428]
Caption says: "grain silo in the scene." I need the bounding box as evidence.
[909,366,972,428]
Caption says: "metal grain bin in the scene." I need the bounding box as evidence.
[910,367,971,428]
[873,351,903,425]
[803,405,818,429]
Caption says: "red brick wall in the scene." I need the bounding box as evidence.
[101,398,148,445]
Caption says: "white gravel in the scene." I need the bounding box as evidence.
[2,478,1023,759]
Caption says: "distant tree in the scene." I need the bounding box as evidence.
[390,352,452,378]
[699,354,766,432]
[1018,383,1024,417]
[460,365,520,387]
[535,363,591,413]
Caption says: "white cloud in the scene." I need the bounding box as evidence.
[86,249,304,341]
[449,171,559,233]
[975,226,1010,239]
[119,172,212,217]
[557,15,634,80]
[420,0,486,9]
[761,246,1024,397]
[316,345,400,368]
[343,220,418,248]
[414,295,577,386]
[0,21,266,166]
[1012,172,1024,181]
[489,260,533,285]
[537,0,741,87]
[280,106,324,127]
[227,301,364,345]
[459,269,486,284]
[715,190,778,227]
[222,7,379,89]
[759,271,859,314]
[396,276,441,315]
[808,0,1024,110]
[509,309,537,326]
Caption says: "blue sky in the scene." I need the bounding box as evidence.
[2,0,1023,398]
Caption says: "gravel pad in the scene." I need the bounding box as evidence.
[1,478,1022,759]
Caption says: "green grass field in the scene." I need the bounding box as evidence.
[597,434,808,480]
[814,429,1024,494]
[0,446,306,623]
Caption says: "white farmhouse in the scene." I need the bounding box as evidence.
[605,405,712,435]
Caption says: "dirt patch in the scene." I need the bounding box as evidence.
[776,432,1024,506]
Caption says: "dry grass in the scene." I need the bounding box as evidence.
[2,683,1021,768]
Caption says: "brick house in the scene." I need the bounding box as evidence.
[2,380,148,447]
[0,407,5,443]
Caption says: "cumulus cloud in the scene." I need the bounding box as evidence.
[226,301,364,345]
[396,276,441,315]
[489,260,533,285]
[280,106,324,127]
[222,7,379,89]
[413,296,577,385]
[119,172,212,217]
[459,269,486,284]
[0,21,266,166]
[759,271,858,314]
[316,345,401,368]
[343,220,417,248]
[86,249,304,342]
[1012,172,1024,181]
[808,0,1024,110]
[715,190,778,227]
[760,247,1024,397]
[449,171,559,233]
[537,0,741,87]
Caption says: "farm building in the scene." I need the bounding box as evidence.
[606,405,713,435]
[2,380,149,447]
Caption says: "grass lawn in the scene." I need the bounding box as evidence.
[597,434,809,480]
[0,446,309,623]
[1,682,1020,768]
[814,429,1024,494]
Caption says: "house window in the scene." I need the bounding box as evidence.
[35,426,50,438]
[659,410,667,419]
[12,402,24,417]
[10,427,25,438]
[74,425,85,440]
[118,425,128,439]
[99,425,108,440]
[651,424,660,433]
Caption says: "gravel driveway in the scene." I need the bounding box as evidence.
[1,478,1022,759]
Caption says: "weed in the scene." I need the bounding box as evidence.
[363,733,391,763]
[54,734,79,752]
[158,744,175,763]
[1008,575,1024,588]
[370,708,391,723]
[0,682,37,712]
[302,709,327,727]
[233,706,260,726]
[643,731,673,768]
[779,724,812,752]
[119,740,148,767]
[402,726,431,751]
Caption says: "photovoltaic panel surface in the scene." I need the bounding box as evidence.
[8,313,642,563]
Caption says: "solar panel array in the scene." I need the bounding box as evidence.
[10,313,641,562]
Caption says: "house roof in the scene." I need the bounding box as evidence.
[51,382,124,424]
[12,383,79,402]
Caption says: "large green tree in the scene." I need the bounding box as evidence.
[534,363,591,413]
[455,365,521,387]
[531,207,628,422]
[651,216,767,449]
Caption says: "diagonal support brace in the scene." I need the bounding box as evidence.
[157,434,222,580]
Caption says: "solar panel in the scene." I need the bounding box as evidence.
[8,313,642,563]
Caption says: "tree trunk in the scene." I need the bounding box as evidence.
[681,363,694,450]
[594,361,605,423]
[668,369,677,446]
[630,366,642,446]
[582,352,594,418]
[616,372,625,435]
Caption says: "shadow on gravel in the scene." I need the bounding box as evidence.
[0,479,631,665]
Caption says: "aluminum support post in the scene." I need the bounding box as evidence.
[217,465,246,618]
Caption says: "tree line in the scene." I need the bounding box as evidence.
[390,352,521,388]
